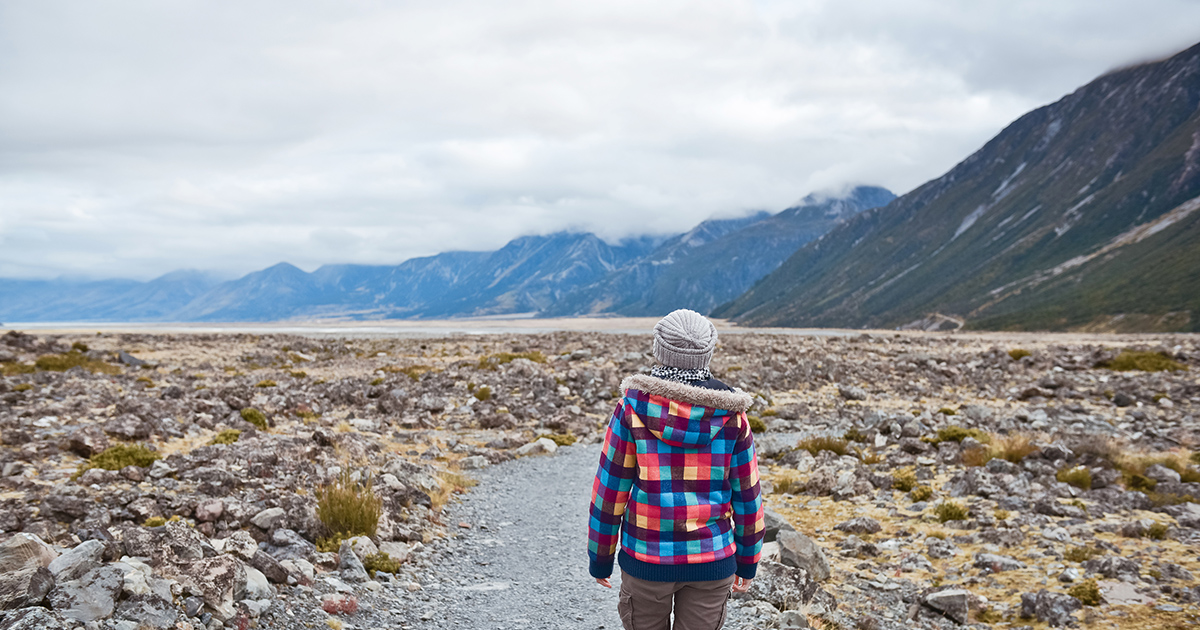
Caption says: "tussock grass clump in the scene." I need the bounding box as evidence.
[937,407,957,416]
[362,552,403,577]
[892,467,918,492]
[771,470,804,495]
[1118,451,1200,483]
[289,370,308,378]
[255,379,277,388]
[1063,545,1102,563]
[1057,466,1092,490]
[934,500,968,523]
[1125,473,1157,493]
[209,429,241,445]
[1098,350,1186,372]
[74,443,161,479]
[1146,492,1198,507]
[748,416,767,434]
[316,470,382,547]
[546,432,577,446]
[1068,579,1101,606]
[797,436,850,457]
[430,471,479,510]
[34,350,119,375]
[761,408,778,417]
[843,428,867,443]
[928,426,991,445]
[477,351,546,370]
[241,407,268,430]
[994,509,1010,521]
[961,446,992,467]
[910,485,934,502]
[1008,348,1032,361]
[1145,521,1169,540]
[383,364,435,380]
[473,386,493,401]
[856,448,884,465]
[964,434,1039,466]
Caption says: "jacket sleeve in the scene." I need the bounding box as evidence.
[730,412,764,579]
[587,400,637,579]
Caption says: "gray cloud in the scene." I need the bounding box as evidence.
[2,0,1198,279]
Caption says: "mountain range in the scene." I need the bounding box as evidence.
[714,41,1200,333]
[4,42,1200,331]
[0,187,892,322]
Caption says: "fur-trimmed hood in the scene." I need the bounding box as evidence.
[619,374,753,448]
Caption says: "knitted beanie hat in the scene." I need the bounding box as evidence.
[653,309,718,370]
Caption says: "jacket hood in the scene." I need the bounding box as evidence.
[620,374,754,448]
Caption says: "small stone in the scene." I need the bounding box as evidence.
[459,455,489,469]
[222,530,258,561]
[249,507,287,530]
[973,552,1025,572]
[338,539,370,583]
[834,517,881,534]
[195,499,225,522]
[1020,589,1081,627]
[838,385,868,401]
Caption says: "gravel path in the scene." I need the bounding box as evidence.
[411,443,751,630]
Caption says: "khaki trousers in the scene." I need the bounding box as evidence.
[617,570,734,630]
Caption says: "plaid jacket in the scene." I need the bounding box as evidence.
[588,374,764,582]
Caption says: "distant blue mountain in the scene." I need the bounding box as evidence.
[0,188,891,322]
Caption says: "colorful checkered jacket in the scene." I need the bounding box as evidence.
[588,374,764,583]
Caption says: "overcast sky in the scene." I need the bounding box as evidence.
[2,1,1199,281]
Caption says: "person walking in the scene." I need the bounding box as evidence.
[588,309,764,630]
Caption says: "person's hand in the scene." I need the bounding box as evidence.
[596,577,612,588]
[731,576,752,593]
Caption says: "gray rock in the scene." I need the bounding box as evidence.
[338,539,370,583]
[1020,589,1081,627]
[0,533,57,573]
[763,508,795,543]
[778,610,810,628]
[745,560,835,613]
[0,607,71,630]
[1083,555,1140,581]
[163,555,246,622]
[514,437,558,457]
[834,517,881,534]
[102,414,152,440]
[1058,567,1080,583]
[924,588,969,624]
[223,530,258,561]
[115,592,178,629]
[378,541,411,564]
[117,350,147,367]
[0,565,54,610]
[250,507,287,530]
[64,426,109,458]
[460,455,489,470]
[47,564,124,621]
[776,530,831,581]
[926,538,961,559]
[195,499,224,522]
[839,385,868,401]
[243,565,272,599]
[973,553,1025,572]
[163,519,206,561]
[250,551,289,584]
[47,540,105,582]
[1144,464,1181,484]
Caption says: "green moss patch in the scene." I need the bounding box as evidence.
[1098,350,1186,372]
[74,443,160,479]
[240,408,268,430]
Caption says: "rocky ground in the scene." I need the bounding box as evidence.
[0,328,1198,629]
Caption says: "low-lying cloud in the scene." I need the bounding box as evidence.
[2,0,1198,279]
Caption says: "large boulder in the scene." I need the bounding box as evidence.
[0,533,57,573]
[47,540,105,583]
[776,530,831,581]
[47,563,125,621]
[0,565,54,610]
[743,560,836,614]
[0,607,71,630]
[1020,590,1081,627]
[923,588,970,624]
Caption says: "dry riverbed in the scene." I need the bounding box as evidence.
[0,328,1198,629]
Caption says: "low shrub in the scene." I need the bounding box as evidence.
[361,552,403,577]
[892,467,918,492]
[1068,579,1101,606]
[1,362,36,376]
[1098,350,1186,372]
[255,379,277,388]
[34,350,120,375]
[1063,545,1102,563]
[546,432,577,446]
[290,370,308,378]
[74,443,161,479]
[961,445,993,467]
[910,485,934,502]
[430,471,479,510]
[477,351,546,370]
[369,377,384,386]
[1068,434,1120,465]
[143,516,167,528]
[797,436,849,457]
[1125,473,1157,493]
[994,509,1010,521]
[209,429,241,445]
[71,341,89,352]
[1145,521,1169,540]
[748,416,767,434]
[241,408,268,430]
[13,383,33,392]
[761,408,778,417]
[1056,466,1092,490]
[934,500,968,523]
[1008,348,1032,361]
[843,428,867,443]
[316,470,381,541]
[937,407,956,416]
[1146,492,1198,507]
[856,449,884,465]
[473,386,493,401]
[929,426,991,445]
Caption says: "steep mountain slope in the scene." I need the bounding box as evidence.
[546,186,894,316]
[715,42,1200,332]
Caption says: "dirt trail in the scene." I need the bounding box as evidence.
[419,444,752,629]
